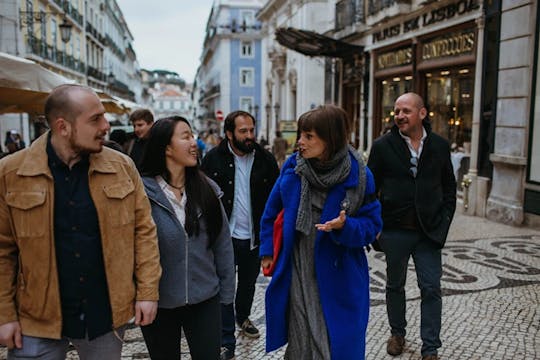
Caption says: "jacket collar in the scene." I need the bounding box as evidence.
[17,131,117,177]
[142,176,175,213]
[388,119,433,164]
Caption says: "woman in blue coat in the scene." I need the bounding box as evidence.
[260,105,382,360]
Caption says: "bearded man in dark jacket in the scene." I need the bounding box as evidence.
[367,92,456,360]
[201,110,279,360]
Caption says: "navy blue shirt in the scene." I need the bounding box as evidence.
[47,137,113,339]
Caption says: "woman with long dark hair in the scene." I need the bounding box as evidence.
[139,116,235,359]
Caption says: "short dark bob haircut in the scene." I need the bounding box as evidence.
[297,104,350,161]
[140,116,222,246]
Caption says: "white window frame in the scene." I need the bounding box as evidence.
[239,97,253,112]
[239,67,254,87]
[241,10,254,27]
[240,41,254,58]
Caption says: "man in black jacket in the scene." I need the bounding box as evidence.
[201,110,279,360]
[368,92,456,360]
[127,108,154,170]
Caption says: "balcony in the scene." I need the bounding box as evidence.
[86,22,95,37]
[51,0,83,26]
[368,0,410,16]
[336,0,365,31]
[27,36,85,73]
[87,66,107,82]
[206,84,220,98]
[105,35,126,61]
[68,6,83,26]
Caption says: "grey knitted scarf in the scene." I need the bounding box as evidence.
[295,145,366,236]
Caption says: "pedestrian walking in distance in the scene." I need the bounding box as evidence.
[367,92,456,360]
[260,105,382,359]
[202,110,279,360]
[126,108,154,170]
[139,116,235,359]
[0,84,161,358]
[272,131,288,168]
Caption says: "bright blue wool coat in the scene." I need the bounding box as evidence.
[259,152,382,360]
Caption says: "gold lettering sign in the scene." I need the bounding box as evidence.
[376,48,412,70]
[422,31,475,60]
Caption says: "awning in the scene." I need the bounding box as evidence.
[0,52,133,115]
[275,27,363,58]
[0,51,74,114]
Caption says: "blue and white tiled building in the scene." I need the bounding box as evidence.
[193,0,265,137]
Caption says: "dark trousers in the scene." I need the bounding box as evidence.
[381,229,442,356]
[141,295,221,360]
[221,238,261,351]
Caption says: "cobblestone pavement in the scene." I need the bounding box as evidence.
[1,212,539,359]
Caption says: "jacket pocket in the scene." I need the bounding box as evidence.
[103,180,135,226]
[5,191,47,237]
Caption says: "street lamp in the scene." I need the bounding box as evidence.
[107,72,115,85]
[19,11,73,43]
[254,105,259,121]
[58,17,73,43]
[273,102,280,130]
[265,103,271,140]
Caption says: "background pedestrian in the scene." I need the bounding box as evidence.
[272,131,288,168]
[201,110,279,360]
[126,108,154,170]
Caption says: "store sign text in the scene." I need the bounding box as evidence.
[422,31,475,60]
[376,48,412,70]
[373,0,479,43]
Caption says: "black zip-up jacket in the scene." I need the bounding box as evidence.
[367,121,456,248]
[201,139,279,247]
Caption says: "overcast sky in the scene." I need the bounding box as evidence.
[116,0,214,83]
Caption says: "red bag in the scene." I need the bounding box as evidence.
[262,209,284,277]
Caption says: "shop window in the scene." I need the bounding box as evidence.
[380,76,412,135]
[426,67,473,150]
[426,67,474,189]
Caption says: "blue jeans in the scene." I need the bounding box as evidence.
[221,238,261,351]
[381,229,442,356]
[8,328,125,360]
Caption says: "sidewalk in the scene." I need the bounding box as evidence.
[1,212,539,359]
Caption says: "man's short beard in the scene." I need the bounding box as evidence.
[232,134,255,154]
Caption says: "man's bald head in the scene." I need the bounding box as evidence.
[397,92,425,110]
[44,84,98,126]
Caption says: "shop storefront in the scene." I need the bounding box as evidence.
[371,7,480,189]
[374,24,476,148]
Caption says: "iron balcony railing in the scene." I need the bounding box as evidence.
[368,0,411,16]
[335,0,365,31]
[27,36,85,73]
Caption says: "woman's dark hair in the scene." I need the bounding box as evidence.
[297,104,349,160]
[140,116,223,247]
